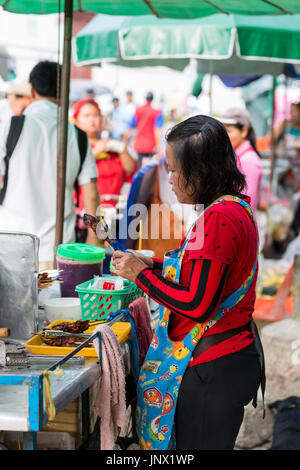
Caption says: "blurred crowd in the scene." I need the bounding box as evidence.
[0,63,300,269]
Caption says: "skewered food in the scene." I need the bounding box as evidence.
[83,213,100,234]
[38,271,63,290]
[51,320,90,333]
[83,213,110,241]
[41,320,91,347]
[38,272,53,289]
[43,336,90,347]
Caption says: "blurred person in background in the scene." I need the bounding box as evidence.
[219,108,263,216]
[0,78,32,137]
[110,96,134,142]
[85,88,95,100]
[275,101,300,241]
[6,78,32,116]
[124,90,135,116]
[274,101,300,159]
[0,61,99,270]
[73,97,136,210]
[129,91,164,168]
[273,101,300,199]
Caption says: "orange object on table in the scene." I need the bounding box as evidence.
[256,135,271,153]
[254,263,294,321]
[253,295,293,321]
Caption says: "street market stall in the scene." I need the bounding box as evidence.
[0,231,141,450]
[73,13,300,75]
[73,12,300,184]
[1,0,300,258]
[2,0,300,452]
[71,9,300,332]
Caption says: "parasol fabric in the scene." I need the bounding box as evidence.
[73,13,300,75]
[1,0,300,17]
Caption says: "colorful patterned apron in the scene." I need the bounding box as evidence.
[136,196,259,450]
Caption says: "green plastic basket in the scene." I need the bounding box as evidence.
[75,276,142,321]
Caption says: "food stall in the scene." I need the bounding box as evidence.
[0,231,147,450]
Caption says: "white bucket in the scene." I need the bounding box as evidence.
[44,297,82,323]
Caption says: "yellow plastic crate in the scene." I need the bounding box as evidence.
[23,318,131,357]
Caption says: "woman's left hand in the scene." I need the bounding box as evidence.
[111,250,148,282]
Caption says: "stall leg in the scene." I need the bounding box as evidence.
[81,388,90,441]
[23,431,37,450]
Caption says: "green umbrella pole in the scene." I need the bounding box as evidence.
[270,77,277,188]
[209,61,213,115]
[54,0,73,263]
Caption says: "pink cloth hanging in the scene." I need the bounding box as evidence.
[92,323,126,450]
[129,297,153,366]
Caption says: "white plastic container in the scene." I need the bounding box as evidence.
[137,250,155,257]
[43,297,82,323]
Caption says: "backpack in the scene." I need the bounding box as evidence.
[73,125,88,207]
[0,115,88,207]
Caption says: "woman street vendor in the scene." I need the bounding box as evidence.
[111,115,263,451]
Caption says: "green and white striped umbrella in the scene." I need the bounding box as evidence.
[1,0,300,17]
[73,13,300,75]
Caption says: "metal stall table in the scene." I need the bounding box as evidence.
[0,232,132,450]
[0,334,101,450]
[0,324,131,450]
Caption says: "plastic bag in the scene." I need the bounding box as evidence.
[283,233,300,264]
[267,198,294,242]
[88,276,124,290]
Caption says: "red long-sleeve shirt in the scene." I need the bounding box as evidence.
[136,196,257,366]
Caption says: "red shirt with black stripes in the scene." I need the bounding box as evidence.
[135,196,257,366]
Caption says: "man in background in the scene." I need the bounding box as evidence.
[110,96,135,142]
[124,90,135,116]
[0,61,99,270]
[130,91,164,168]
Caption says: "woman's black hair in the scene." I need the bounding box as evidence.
[165,114,246,207]
[233,123,262,158]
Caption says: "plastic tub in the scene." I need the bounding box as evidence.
[43,297,82,322]
[57,243,105,297]
[75,275,141,321]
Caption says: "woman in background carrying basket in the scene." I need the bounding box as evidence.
[111,115,264,451]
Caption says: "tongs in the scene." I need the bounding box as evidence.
[42,330,91,339]
[83,213,129,252]
[42,311,127,340]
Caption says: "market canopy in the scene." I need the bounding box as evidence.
[2,0,300,251]
[73,15,195,71]
[1,0,300,17]
[73,13,300,76]
[195,13,300,76]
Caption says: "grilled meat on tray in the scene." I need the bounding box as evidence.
[51,320,90,334]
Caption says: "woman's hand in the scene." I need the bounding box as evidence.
[111,251,148,282]
[92,139,108,158]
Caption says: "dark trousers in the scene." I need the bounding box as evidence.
[175,343,261,450]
